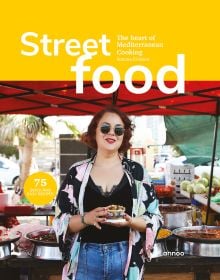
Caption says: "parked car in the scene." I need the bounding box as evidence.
[0,157,19,186]
[0,156,39,186]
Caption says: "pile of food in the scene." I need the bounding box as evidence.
[107,205,126,220]
[0,226,6,236]
[154,185,174,198]
[26,229,57,244]
[157,228,172,240]
[177,228,220,240]
[0,226,21,244]
[159,204,191,213]
[180,172,220,196]
[0,226,7,242]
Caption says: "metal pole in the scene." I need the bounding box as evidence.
[205,102,219,224]
[112,91,118,105]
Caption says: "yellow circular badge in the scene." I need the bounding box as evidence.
[24,172,57,206]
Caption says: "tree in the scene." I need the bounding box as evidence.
[0,115,51,191]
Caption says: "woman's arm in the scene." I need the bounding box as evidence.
[124,214,146,232]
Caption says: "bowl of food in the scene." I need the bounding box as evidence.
[173,226,220,257]
[106,205,126,222]
[25,228,62,260]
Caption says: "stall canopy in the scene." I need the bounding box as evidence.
[0,81,220,116]
[1,80,220,224]
[165,115,220,165]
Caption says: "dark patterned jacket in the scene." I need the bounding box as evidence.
[53,156,163,280]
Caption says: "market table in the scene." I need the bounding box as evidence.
[0,208,55,226]
[1,254,220,280]
[145,255,220,280]
[7,254,63,280]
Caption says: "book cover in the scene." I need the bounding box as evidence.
[0,1,220,278]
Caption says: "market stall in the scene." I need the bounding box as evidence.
[0,80,220,279]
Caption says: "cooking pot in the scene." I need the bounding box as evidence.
[0,244,11,259]
[173,226,220,257]
[159,204,192,229]
[26,228,62,260]
[30,244,62,260]
[0,231,21,259]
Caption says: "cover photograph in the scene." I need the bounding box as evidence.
[0,1,220,280]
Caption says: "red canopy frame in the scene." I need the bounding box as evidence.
[0,81,220,116]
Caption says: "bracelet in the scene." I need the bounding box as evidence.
[81,214,89,226]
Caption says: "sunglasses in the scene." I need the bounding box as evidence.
[100,123,125,136]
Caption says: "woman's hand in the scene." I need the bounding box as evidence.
[68,207,108,232]
[84,207,108,230]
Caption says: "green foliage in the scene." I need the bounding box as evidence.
[57,119,80,138]
[0,145,19,159]
[171,145,183,157]
[0,114,52,145]
[40,121,52,136]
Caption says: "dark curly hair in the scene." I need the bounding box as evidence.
[81,106,134,153]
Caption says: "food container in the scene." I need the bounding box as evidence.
[0,193,9,212]
[151,228,172,258]
[0,231,21,259]
[173,226,220,257]
[107,205,125,218]
[155,185,174,198]
[4,204,35,215]
[106,205,126,222]
[159,204,192,229]
[25,228,62,260]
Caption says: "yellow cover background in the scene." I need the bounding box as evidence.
[0,0,219,80]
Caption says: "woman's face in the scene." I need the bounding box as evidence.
[96,112,125,153]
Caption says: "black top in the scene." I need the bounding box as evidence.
[80,173,132,243]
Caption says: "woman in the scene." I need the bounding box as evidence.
[53,106,163,280]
